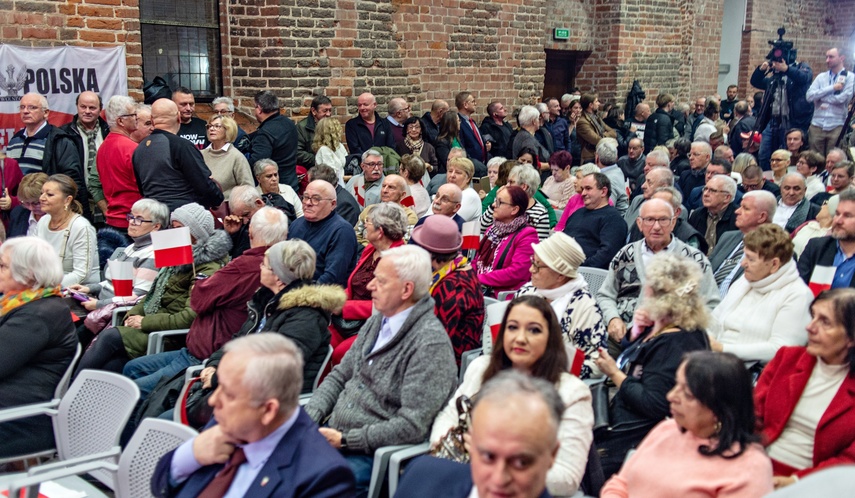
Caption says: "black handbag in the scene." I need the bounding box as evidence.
[590,379,610,433]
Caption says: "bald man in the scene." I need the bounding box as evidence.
[131,98,223,211]
[59,90,111,218]
[421,99,449,145]
[345,92,396,156]
[354,174,418,245]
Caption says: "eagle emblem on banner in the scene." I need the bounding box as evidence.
[0,65,27,97]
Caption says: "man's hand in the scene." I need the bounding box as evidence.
[607,318,627,342]
[124,315,143,328]
[759,61,770,72]
[82,298,98,311]
[318,427,343,449]
[834,81,845,92]
[771,60,789,73]
[222,215,243,235]
[97,200,108,215]
[485,141,492,152]
[192,425,239,466]
[0,189,11,211]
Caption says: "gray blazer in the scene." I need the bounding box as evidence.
[708,230,745,284]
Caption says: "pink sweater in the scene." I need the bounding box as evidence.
[601,419,774,498]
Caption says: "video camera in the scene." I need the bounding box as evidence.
[767,27,797,66]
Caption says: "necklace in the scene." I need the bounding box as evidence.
[49,212,73,231]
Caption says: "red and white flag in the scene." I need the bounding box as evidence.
[808,265,835,297]
[462,220,481,252]
[151,227,193,268]
[400,195,415,208]
[109,260,135,297]
[486,300,510,345]
[567,344,586,377]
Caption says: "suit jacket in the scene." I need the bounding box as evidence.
[458,114,487,163]
[688,202,738,251]
[708,230,745,282]
[151,409,355,498]
[785,198,820,233]
[394,455,552,498]
[797,236,855,288]
[755,347,855,478]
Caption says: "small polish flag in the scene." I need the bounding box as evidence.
[486,300,510,345]
[400,195,415,208]
[151,227,193,268]
[110,260,135,297]
[462,220,481,251]
[567,344,586,377]
[808,265,835,297]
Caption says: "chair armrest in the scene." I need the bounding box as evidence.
[368,445,416,498]
[27,448,121,476]
[0,400,59,424]
[185,365,205,383]
[388,442,431,497]
[112,306,133,327]
[7,459,119,498]
[147,329,190,355]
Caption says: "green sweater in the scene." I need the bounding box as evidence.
[481,186,557,227]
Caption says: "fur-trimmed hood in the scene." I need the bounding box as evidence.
[278,282,347,314]
[177,230,232,272]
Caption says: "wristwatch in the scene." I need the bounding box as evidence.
[340,433,348,450]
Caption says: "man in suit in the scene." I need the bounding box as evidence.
[709,190,777,298]
[688,174,739,254]
[455,91,490,165]
[798,188,855,292]
[394,370,560,498]
[773,173,821,233]
[152,334,355,498]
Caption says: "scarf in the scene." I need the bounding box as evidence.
[404,136,424,157]
[143,266,178,316]
[0,286,62,316]
[430,255,468,294]
[477,215,529,272]
[533,277,588,302]
[771,74,790,125]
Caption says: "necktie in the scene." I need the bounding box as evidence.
[198,447,247,498]
[705,213,721,255]
[468,118,485,160]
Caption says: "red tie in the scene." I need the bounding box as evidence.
[468,118,485,160]
[198,447,247,498]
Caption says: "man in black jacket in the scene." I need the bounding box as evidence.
[798,188,855,291]
[728,101,756,157]
[345,92,396,156]
[59,91,110,220]
[420,99,448,145]
[480,101,514,159]
[249,90,299,191]
[296,95,333,170]
[688,174,739,254]
[643,93,675,153]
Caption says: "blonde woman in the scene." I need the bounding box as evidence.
[313,117,347,184]
[201,115,253,198]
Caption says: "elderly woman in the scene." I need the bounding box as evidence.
[430,295,593,496]
[399,154,431,218]
[410,215,484,366]
[480,159,516,210]
[435,110,461,174]
[74,203,231,374]
[313,116,348,184]
[254,158,303,218]
[476,185,538,297]
[594,253,711,477]
[602,351,773,497]
[201,115,253,198]
[554,163,603,231]
[0,237,77,458]
[542,150,575,210]
[512,105,542,161]
[792,194,838,258]
[8,172,48,238]
[710,224,813,363]
[517,232,607,379]
[480,165,552,240]
[478,156,505,199]
[770,150,792,186]
[36,174,99,287]
[755,288,855,487]
[397,116,438,174]
[446,156,482,222]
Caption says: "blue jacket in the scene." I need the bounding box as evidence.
[151,408,355,498]
[458,114,487,163]
[549,116,570,152]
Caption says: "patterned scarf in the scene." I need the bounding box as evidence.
[404,136,424,157]
[430,255,468,294]
[143,266,178,316]
[0,286,62,316]
[477,215,529,272]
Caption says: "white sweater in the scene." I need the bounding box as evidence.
[37,214,100,287]
[429,356,593,497]
[711,260,813,362]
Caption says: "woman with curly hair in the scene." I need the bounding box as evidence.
[312,117,348,184]
[594,252,712,477]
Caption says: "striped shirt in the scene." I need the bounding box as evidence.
[5,122,49,173]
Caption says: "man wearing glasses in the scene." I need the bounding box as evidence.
[598,197,719,356]
[96,95,144,233]
[288,180,359,286]
[345,149,385,208]
[738,165,781,198]
[688,174,740,253]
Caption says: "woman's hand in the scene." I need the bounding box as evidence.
[632,309,654,329]
[124,315,143,328]
[199,366,217,389]
[478,190,487,199]
[708,336,724,353]
[68,284,90,294]
[772,476,796,489]
[82,298,98,311]
[595,347,619,377]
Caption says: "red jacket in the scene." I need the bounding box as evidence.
[341,239,405,320]
[755,346,855,478]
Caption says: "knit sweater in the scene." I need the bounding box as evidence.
[201,143,254,198]
[305,295,458,453]
[541,175,575,210]
[480,200,551,241]
[596,238,720,325]
[601,419,773,498]
[430,356,593,497]
[96,132,141,229]
[562,206,628,269]
[288,211,359,286]
[37,214,100,287]
[89,235,158,307]
[710,260,812,363]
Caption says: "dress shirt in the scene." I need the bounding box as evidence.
[640,237,674,268]
[806,70,855,130]
[832,242,855,289]
[773,201,798,228]
[369,304,415,356]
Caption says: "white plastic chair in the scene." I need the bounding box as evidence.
[368,444,424,498]
[459,348,482,385]
[578,266,609,296]
[111,305,133,326]
[7,418,197,498]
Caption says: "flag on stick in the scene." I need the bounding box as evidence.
[151,227,193,268]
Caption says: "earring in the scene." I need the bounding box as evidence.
[64,204,68,211]
[714,420,722,436]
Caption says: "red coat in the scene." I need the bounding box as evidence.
[341,239,405,320]
[754,346,855,478]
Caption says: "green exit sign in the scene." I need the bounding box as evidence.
[554,28,569,40]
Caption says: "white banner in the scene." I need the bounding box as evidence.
[0,44,128,151]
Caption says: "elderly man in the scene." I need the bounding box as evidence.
[576,93,616,163]
[617,137,646,191]
[152,334,355,497]
[171,87,208,150]
[211,96,248,144]
[798,188,855,291]
[97,95,143,232]
[354,174,417,245]
[822,147,848,185]
[739,164,781,198]
[598,198,719,352]
[59,91,110,218]
[639,187,706,250]
[628,148,671,199]
[709,190,777,297]
[345,149,385,208]
[345,92,396,156]
[772,173,821,233]
[289,180,359,286]
[420,99,449,145]
[305,245,457,497]
[677,141,712,206]
[249,90,299,191]
[308,164,360,226]
[132,99,223,211]
[413,183,464,231]
[563,172,627,269]
[595,138,628,215]
[688,174,739,253]
[806,48,855,156]
[296,95,333,169]
[685,157,739,211]
[480,100,514,158]
[124,206,290,399]
[624,165,673,227]
[394,371,563,498]
[456,91,489,164]
[6,92,88,216]
[223,185,270,258]
[386,97,411,146]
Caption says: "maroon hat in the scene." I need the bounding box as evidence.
[410,215,462,253]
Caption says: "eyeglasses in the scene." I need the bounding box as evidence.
[363,162,383,170]
[126,214,153,226]
[742,181,763,191]
[19,105,43,112]
[212,109,233,115]
[21,200,40,209]
[435,196,459,204]
[529,256,547,273]
[300,195,334,205]
[206,124,223,130]
[703,186,727,195]
[639,217,674,227]
[494,199,513,208]
[118,113,137,121]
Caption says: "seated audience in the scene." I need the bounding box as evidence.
[739,163,780,197]
[594,253,712,477]
[479,158,514,210]
[796,150,826,201]
[688,174,739,254]
[542,150,575,209]
[430,295,593,496]
[811,161,853,206]
[399,154,431,218]
[553,163,602,231]
[446,157,482,222]
[354,175,417,245]
[201,115,253,198]
[774,173,821,233]
[710,224,812,363]
[628,186,706,252]
[7,172,47,238]
[477,156,504,200]
[480,165,551,240]
[307,164,359,227]
[624,164,673,228]
[345,149,385,209]
[414,183,465,231]
[517,232,607,378]
[755,288,855,487]
[0,237,76,459]
[562,172,627,269]
[797,188,855,291]
[601,351,774,497]
[253,157,303,218]
[792,194,837,258]
[770,150,791,186]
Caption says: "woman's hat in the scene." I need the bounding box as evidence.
[171,203,215,244]
[532,232,586,278]
[410,215,462,253]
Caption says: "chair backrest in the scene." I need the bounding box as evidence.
[314,345,334,391]
[482,300,510,355]
[496,290,515,301]
[578,266,609,296]
[117,418,197,498]
[55,342,83,399]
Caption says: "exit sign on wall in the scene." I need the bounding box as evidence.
[554,28,569,40]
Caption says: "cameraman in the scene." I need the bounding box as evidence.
[751,57,814,171]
